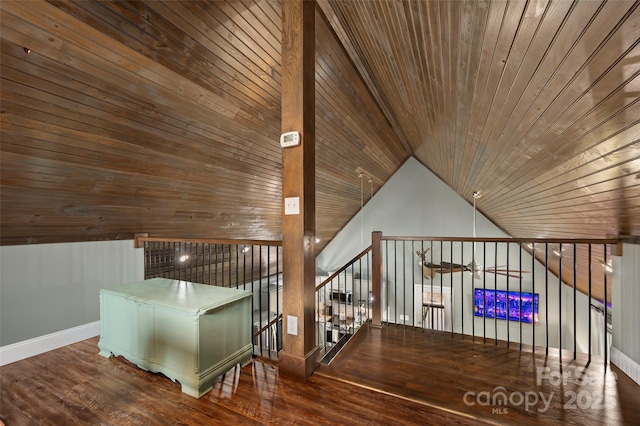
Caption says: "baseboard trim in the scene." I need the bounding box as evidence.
[0,321,100,366]
[611,345,640,386]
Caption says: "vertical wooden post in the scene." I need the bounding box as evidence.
[279,0,317,380]
[371,231,383,327]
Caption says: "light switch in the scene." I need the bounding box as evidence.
[284,197,300,215]
[287,315,298,335]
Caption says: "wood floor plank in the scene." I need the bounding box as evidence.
[3,328,637,425]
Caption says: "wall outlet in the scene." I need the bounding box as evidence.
[287,315,298,335]
[284,197,300,215]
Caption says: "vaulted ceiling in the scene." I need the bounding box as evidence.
[1,0,639,249]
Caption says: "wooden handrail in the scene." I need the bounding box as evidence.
[135,234,281,248]
[315,246,372,291]
[380,236,619,244]
[253,313,283,337]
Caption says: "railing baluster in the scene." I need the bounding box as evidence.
[393,240,397,326]
[189,243,200,283]
[460,241,464,339]
[506,242,509,348]
[384,240,388,325]
[200,243,205,283]
[161,241,165,278]
[558,242,563,354]
[184,242,188,281]
[449,240,453,338]
[483,241,486,344]
[177,242,181,281]
[436,240,442,334]
[154,241,158,278]
[402,241,406,328]
[494,242,498,346]
[470,240,474,342]
[250,245,256,353]
[265,246,271,354]
[588,244,592,363]
[367,253,371,325]
[603,243,608,367]
[545,243,549,355]
[276,246,281,352]
[172,242,176,281]
[144,241,149,278]
[185,242,189,281]
[175,242,180,281]
[531,242,535,353]
[150,241,153,278]
[214,244,218,286]
[204,243,208,284]
[235,244,239,289]
[259,245,264,353]
[228,243,232,288]
[519,243,522,351]
[573,243,577,360]
[411,241,415,328]
[145,241,150,278]
[221,244,226,287]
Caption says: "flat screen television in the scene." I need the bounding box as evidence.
[474,288,539,324]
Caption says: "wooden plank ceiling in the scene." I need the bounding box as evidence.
[318,0,639,303]
[1,1,638,259]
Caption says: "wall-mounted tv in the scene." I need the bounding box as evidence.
[474,288,539,324]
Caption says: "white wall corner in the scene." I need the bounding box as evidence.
[611,345,640,386]
[0,321,100,366]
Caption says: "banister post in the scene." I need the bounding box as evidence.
[133,233,148,249]
[278,0,317,381]
[372,231,383,328]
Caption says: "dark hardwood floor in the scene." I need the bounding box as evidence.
[1,335,486,425]
[2,325,638,425]
[317,325,640,426]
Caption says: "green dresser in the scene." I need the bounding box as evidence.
[98,278,252,398]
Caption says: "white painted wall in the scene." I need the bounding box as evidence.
[611,243,640,384]
[317,157,504,274]
[614,243,640,362]
[0,240,144,347]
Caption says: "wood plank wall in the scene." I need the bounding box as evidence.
[0,0,408,246]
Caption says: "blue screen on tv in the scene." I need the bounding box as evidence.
[474,288,539,324]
